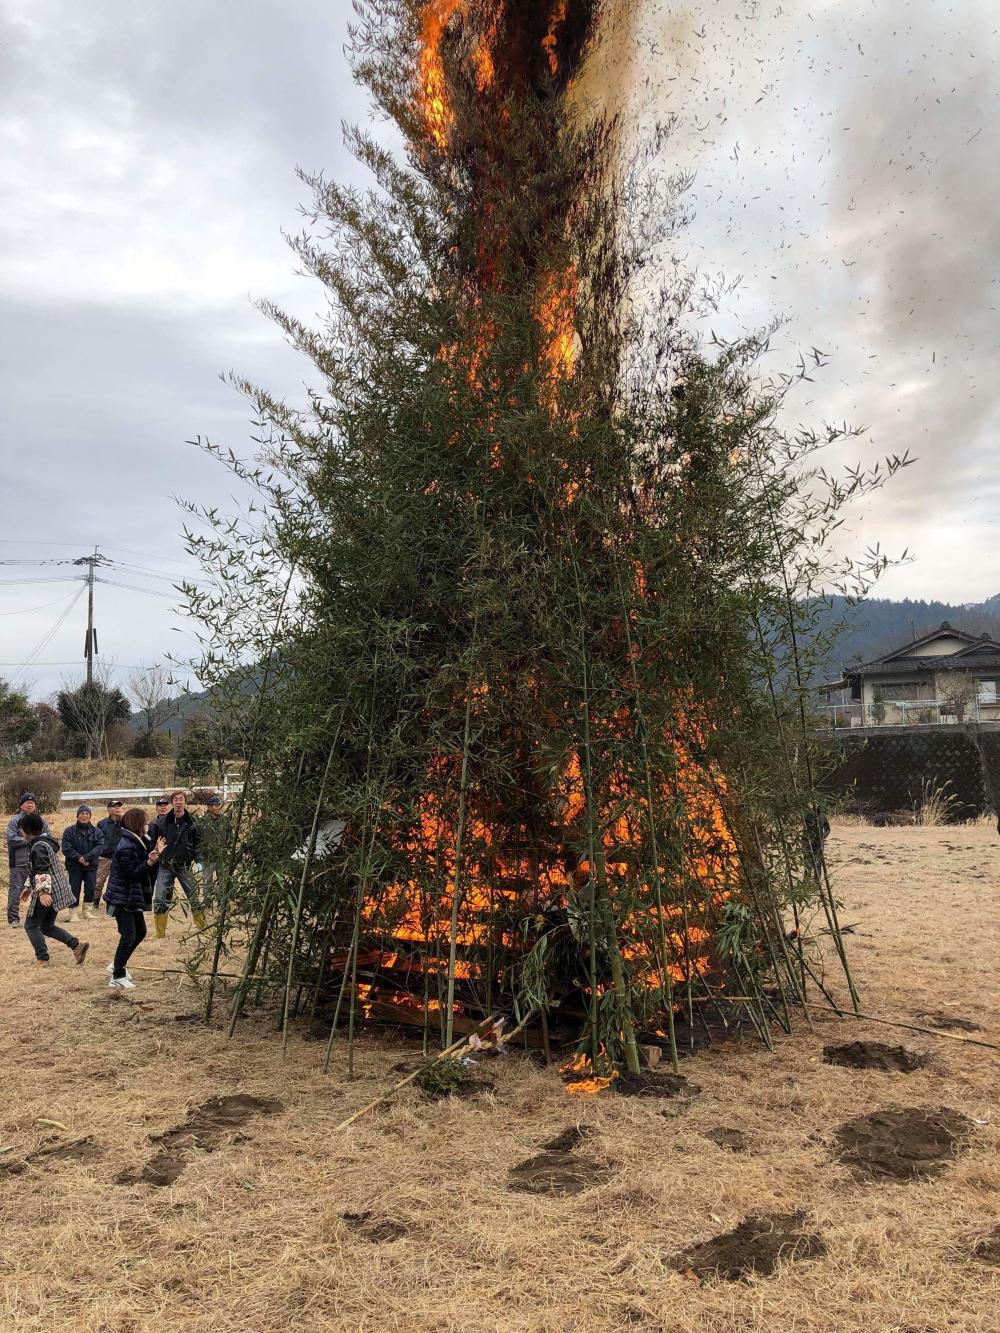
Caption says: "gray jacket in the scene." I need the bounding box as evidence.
[6,812,51,866]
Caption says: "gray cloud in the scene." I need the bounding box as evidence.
[619,0,1000,594]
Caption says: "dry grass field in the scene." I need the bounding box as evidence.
[1,814,998,1332]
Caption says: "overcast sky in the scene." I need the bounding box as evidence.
[1,0,997,700]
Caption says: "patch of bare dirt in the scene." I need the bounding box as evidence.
[29,1137,102,1165]
[823,1041,929,1072]
[508,1150,611,1196]
[971,1227,1000,1266]
[704,1126,752,1152]
[835,1107,975,1180]
[915,1010,983,1033]
[339,1210,408,1243]
[542,1125,588,1152]
[672,1211,826,1281]
[118,1093,283,1187]
[613,1071,699,1098]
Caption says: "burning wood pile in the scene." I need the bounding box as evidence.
[191,0,878,1081]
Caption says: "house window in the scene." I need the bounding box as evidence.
[978,678,999,704]
[875,682,930,701]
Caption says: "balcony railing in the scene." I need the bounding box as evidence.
[819,697,999,728]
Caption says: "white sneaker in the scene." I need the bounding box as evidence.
[105,963,133,981]
[108,976,136,991]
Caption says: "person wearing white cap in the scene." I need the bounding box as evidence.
[61,804,104,920]
[6,793,50,927]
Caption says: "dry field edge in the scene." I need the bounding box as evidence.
[1,817,998,1332]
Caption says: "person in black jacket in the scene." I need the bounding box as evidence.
[151,790,203,938]
[61,804,104,920]
[95,799,124,897]
[104,807,165,989]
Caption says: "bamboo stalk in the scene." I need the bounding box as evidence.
[612,556,680,1075]
[445,661,476,1048]
[227,888,279,1037]
[570,553,641,1077]
[206,560,298,1021]
[830,1008,1000,1052]
[282,728,341,1059]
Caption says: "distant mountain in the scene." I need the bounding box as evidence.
[813,594,1000,680]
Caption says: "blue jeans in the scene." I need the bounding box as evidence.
[68,863,98,906]
[153,863,199,916]
[7,851,28,924]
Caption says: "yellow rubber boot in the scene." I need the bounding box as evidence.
[154,913,168,939]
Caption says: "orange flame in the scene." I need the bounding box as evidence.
[542,0,571,76]
[561,1050,617,1096]
[417,0,467,149]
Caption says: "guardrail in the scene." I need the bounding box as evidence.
[59,784,244,804]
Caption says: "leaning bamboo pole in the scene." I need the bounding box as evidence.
[281,725,342,1059]
[206,561,299,1021]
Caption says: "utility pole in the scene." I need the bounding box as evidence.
[73,546,103,683]
[72,547,107,760]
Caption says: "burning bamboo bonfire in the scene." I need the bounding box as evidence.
[192,0,876,1080]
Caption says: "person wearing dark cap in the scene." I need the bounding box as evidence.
[6,793,50,927]
[148,796,170,845]
[61,804,104,921]
[199,794,232,905]
[96,799,125,896]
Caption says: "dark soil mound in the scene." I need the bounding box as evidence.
[30,1137,102,1165]
[823,1042,928,1073]
[673,1211,826,1281]
[972,1227,1000,1266]
[835,1107,974,1180]
[543,1126,588,1152]
[340,1210,408,1243]
[119,1093,283,1187]
[705,1127,752,1152]
[508,1150,611,1196]
[915,1010,982,1033]
[614,1071,698,1099]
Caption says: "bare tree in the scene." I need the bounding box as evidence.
[57,661,131,759]
[939,675,978,724]
[126,664,183,755]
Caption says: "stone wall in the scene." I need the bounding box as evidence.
[821,725,1000,822]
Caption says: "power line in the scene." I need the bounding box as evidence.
[0,593,88,617]
[0,558,77,566]
[107,561,183,583]
[0,576,85,586]
[0,660,142,669]
[9,584,88,689]
[95,577,180,602]
[0,539,191,566]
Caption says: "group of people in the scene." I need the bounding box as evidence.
[6,789,232,990]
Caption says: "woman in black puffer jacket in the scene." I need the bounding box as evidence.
[103,808,166,991]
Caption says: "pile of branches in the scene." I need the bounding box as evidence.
[180,0,908,1074]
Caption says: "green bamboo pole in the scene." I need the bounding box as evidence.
[281,727,342,1059]
[207,561,298,1021]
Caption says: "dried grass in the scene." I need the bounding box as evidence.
[3,758,178,800]
[1,823,998,1331]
